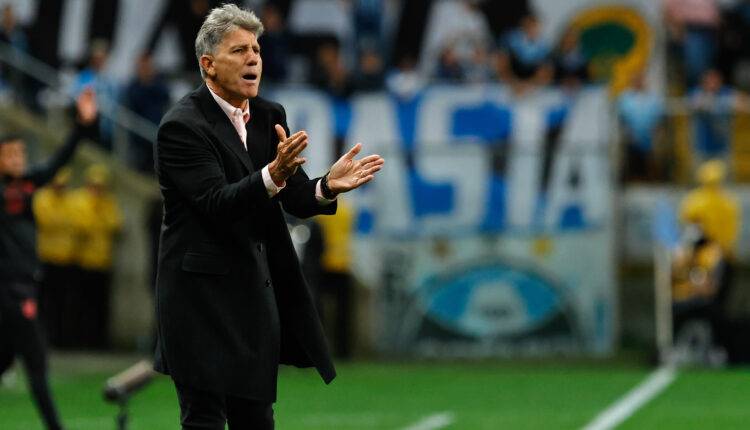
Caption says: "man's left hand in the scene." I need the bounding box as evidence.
[327,143,384,195]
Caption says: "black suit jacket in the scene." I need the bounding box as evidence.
[153,84,336,401]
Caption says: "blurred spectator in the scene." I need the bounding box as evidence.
[464,43,492,83]
[490,48,511,83]
[499,14,552,82]
[419,0,491,80]
[671,228,728,364]
[554,28,589,89]
[689,69,741,169]
[354,44,385,92]
[124,53,170,173]
[432,33,492,84]
[69,164,122,349]
[681,159,740,257]
[72,39,119,151]
[259,2,290,84]
[673,159,740,363]
[435,44,465,83]
[386,55,426,99]
[664,0,720,88]
[312,41,353,98]
[314,198,356,359]
[32,168,78,348]
[618,74,665,182]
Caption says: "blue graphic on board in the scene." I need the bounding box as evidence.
[393,93,423,150]
[331,97,352,139]
[480,175,507,231]
[546,104,569,130]
[408,170,454,218]
[560,203,587,229]
[418,262,574,339]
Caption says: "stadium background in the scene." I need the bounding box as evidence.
[1,0,750,428]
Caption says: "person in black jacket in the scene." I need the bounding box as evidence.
[154,5,383,429]
[0,89,98,430]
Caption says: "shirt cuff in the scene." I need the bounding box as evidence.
[262,165,285,197]
[316,179,337,204]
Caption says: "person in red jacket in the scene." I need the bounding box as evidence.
[0,90,98,430]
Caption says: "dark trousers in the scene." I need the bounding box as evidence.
[174,381,274,430]
[0,282,63,430]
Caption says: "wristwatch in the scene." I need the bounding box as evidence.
[321,172,337,200]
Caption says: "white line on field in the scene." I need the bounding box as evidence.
[581,366,676,430]
[401,411,455,430]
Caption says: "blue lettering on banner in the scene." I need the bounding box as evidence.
[271,85,608,236]
[451,102,512,143]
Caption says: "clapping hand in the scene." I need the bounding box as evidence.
[326,143,384,195]
[268,124,308,185]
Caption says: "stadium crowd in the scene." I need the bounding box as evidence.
[3,0,750,183]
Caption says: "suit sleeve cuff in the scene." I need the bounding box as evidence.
[262,165,285,197]
[316,179,337,205]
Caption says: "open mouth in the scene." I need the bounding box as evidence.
[242,73,258,82]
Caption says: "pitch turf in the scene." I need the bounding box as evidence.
[0,354,748,429]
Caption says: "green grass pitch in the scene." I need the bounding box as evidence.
[1,354,749,429]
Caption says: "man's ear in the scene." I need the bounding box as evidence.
[200,55,215,78]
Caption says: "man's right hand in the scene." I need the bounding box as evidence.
[268,124,308,186]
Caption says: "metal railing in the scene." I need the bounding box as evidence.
[0,41,158,165]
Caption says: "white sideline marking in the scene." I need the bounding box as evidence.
[402,412,455,430]
[581,366,676,430]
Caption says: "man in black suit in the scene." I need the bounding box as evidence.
[153,4,384,429]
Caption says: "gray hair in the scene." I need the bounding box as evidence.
[195,4,264,79]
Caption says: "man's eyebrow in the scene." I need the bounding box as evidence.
[227,39,260,51]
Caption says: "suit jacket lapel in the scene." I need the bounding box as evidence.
[246,102,270,168]
[195,84,255,173]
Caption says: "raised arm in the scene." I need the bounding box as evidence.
[28,89,99,185]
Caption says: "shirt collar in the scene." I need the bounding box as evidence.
[206,84,250,123]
